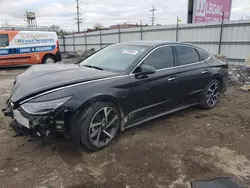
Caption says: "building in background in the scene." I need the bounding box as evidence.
[187,0,232,23]
[110,23,148,29]
[0,25,49,31]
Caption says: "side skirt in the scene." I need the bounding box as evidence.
[123,103,199,130]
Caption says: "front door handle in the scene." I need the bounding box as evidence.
[202,70,209,74]
[168,76,178,81]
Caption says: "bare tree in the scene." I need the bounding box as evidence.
[93,23,104,30]
[49,25,61,32]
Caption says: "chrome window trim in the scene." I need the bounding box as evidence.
[130,44,211,74]
[155,67,178,72]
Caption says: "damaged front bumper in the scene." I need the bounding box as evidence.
[2,104,68,138]
[2,107,13,117]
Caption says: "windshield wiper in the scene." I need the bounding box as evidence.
[83,65,103,71]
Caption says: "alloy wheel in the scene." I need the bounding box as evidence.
[89,107,119,147]
[206,82,220,108]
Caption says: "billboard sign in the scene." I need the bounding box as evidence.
[191,0,232,23]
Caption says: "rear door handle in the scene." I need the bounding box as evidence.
[168,76,178,81]
[202,70,209,74]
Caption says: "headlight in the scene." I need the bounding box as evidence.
[21,97,71,115]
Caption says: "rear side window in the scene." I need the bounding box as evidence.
[197,49,209,61]
[143,46,174,69]
[0,34,9,47]
[175,46,199,66]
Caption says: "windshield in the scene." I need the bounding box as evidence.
[80,44,147,73]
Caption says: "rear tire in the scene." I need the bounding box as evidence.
[73,102,121,151]
[42,55,56,64]
[200,79,221,110]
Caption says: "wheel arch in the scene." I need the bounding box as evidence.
[76,94,125,123]
[211,74,223,91]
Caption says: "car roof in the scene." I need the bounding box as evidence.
[118,41,196,48]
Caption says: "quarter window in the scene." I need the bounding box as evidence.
[0,34,9,47]
[175,46,199,66]
[197,49,209,61]
[143,46,174,70]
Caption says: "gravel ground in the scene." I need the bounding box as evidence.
[0,65,250,188]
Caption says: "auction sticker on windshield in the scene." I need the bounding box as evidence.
[122,50,138,55]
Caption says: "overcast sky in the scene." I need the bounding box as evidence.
[0,0,249,31]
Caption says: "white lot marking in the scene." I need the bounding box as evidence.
[196,146,250,179]
[169,175,191,188]
[0,79,13,97]
[74,164,84,172]
[169,156,191,188]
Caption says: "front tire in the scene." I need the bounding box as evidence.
[200,79,221,109]
[43,55,56,64]
[75,102,121,151]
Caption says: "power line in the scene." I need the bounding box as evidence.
[149,5,157,26]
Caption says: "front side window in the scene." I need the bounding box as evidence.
[175,46,199,66]
[143,46,174,70]
[80,44,147,73]
[0,34,9,47]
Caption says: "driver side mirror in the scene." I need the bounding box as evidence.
[134,64,156,79]
[139,64,156,74]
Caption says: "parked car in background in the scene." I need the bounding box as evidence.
[0,31,61,67]
[2,41,228,151]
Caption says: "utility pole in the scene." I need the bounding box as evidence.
[75,0,82,33]
[149,5,157,26]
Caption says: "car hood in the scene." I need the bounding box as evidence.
[10,64,118,103]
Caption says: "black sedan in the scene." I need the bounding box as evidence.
[2,41,228,151]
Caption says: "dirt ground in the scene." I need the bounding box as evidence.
[0,67,250,188]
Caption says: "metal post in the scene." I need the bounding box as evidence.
[62,33,66,53]
[72,31,76,53]
[84,30,87,52]
[100,30,102,49]
[176,16,179,42]
[118,24,121,43]
[140,20,143,41]
[218,12,225,54]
